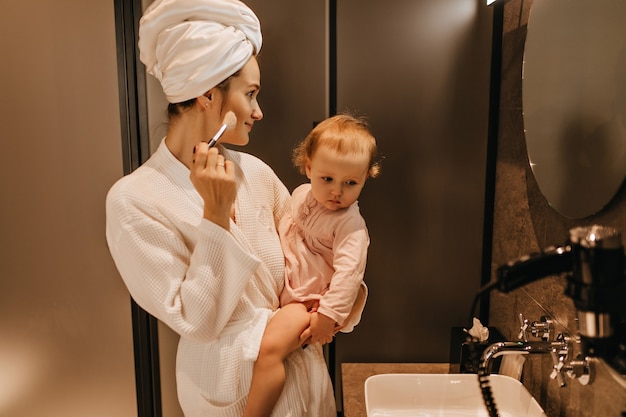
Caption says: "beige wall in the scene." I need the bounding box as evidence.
[490,1,626,416]
[0,1,137,416]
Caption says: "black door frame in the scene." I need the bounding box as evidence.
[113,0,162,416]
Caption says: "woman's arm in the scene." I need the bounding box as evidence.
[106,185,260,343]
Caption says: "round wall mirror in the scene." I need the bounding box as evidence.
[522,0,626,219]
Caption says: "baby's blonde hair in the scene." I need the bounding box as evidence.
[292,114,381,178]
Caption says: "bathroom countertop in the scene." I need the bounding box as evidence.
[341,362,451,417]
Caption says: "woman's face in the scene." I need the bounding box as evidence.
[216,56,263,147]
[305,146,369,211]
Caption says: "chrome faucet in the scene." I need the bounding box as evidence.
[480,338,570,387]
[480,315,592,388]
[476,330,592,417]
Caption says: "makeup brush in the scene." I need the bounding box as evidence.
[207,111,237,148]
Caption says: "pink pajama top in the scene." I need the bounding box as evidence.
[279,184,369,332]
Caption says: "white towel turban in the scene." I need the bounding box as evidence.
[138,0,262,103]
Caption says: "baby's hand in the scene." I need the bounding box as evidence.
[307,300,320,313]
[309,312,336,345]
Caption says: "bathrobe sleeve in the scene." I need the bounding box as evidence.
[106,181,262,343]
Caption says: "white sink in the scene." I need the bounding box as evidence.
[364,373,546,417]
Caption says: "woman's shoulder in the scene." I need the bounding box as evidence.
[109,143,190,201]
[225,149,285,188]
[106,154,179,209]
[223,149,290,210]
[106,165,159,209]
[226,149,273,173]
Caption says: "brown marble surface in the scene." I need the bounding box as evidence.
[341,363,451,417]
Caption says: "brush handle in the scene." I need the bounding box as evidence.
[207,123,228,148]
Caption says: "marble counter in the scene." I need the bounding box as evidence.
[341,363,451,417]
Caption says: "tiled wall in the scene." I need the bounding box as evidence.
[489,0,626,416]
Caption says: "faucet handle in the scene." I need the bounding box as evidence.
[549,339,569,387]
[564,355,593,385]
[549,350,567,387]
[518,314,555,341]
[530,316,554,341]
[518,313,530,341]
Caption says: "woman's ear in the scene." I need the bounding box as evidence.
[197,96,210,109]
[201,89,215,108]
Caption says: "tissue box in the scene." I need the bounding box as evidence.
[449,326,505,374]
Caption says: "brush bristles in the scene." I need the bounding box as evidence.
[223,111,237,129]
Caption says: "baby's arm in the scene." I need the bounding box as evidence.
[316,220,369,334]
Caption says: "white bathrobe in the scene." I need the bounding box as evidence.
[106,140,336,417]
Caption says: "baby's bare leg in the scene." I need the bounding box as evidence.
[242,303,310,417]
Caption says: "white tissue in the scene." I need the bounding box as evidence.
[464,317,489,342]
[499,354,526,380]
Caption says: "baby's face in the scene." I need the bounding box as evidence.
[305,146,369,211]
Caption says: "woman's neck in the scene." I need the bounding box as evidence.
[165,114,206,169]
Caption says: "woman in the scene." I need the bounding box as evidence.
[105,0,336,416]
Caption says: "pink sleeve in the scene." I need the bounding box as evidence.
[316,213,369,329]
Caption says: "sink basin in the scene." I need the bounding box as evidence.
[364,373,546,417]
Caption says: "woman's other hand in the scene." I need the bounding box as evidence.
[190,144,236,229]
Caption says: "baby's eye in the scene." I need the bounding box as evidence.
[322,177,333,182]
[345,180,358,186]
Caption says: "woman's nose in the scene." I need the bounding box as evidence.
[252,102,263,120]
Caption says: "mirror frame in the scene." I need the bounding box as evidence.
[480,0,505,320]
